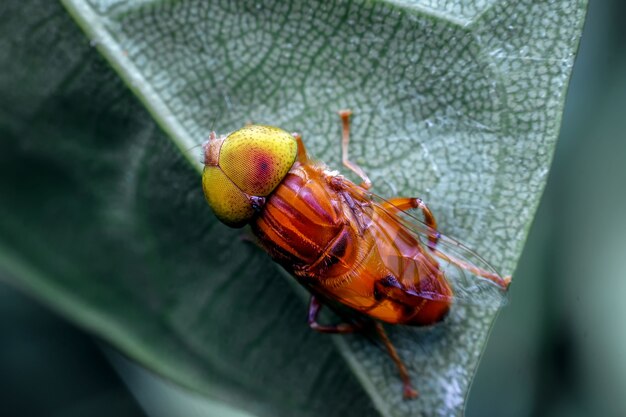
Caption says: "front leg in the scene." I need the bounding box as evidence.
[291,132,309,163]
[338,110,372,189]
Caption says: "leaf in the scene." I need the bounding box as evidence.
[107,349,258,417]
[0,0,586,416]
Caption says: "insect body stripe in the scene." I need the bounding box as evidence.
[261,202,322,263]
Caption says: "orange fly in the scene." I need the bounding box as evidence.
[201,110,511,399]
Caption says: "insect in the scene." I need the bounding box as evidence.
[201,110,511,399]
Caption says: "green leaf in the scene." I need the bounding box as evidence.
[107,349,257,417]
[0,0,586,416]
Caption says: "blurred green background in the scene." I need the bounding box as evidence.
[0,0,623,416]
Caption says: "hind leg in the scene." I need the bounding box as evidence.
[431,248,512,289]
[382,197,440,250]
[373,322,419,399]
[382,197,510,288]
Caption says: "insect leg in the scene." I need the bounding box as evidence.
[383,198,511,288]
[373,322,419,399]
[338,109,372,189]
[382,197,440,250]
[292,132,309,163]
[431,249,512,289]
[307,295,359,334]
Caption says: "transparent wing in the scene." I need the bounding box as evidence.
[367,192,511,307]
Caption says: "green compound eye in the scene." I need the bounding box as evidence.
[201,125,297,227]
[219,125,297,196]
[202,165,255,227]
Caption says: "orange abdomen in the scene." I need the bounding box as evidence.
[252,162,451,326]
